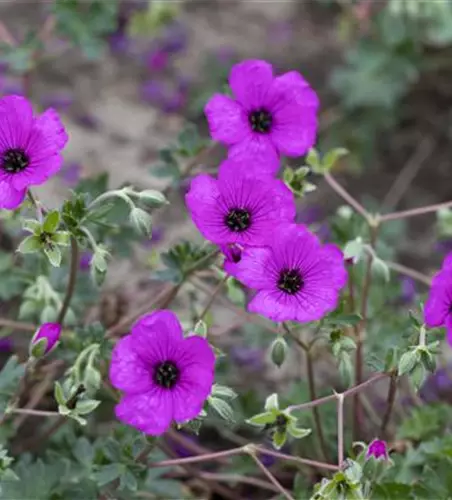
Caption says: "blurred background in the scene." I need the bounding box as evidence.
[1,1,452,498]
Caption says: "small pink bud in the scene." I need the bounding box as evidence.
[30,323,62,358]
[366,439,389,460]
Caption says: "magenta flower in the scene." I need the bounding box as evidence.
[205,59,319,174]
[185,158,295,246]
[0,95,68,209]
[424,253,452,344]
[366,439,389,460]
[228,224,347,322]
[30,323,62,357]
[109,310,215,436]
[221,243,243,274]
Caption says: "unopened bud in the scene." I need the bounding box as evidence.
[29,323,61,358]
[270,337,288,368]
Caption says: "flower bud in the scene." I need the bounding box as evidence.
[130,207,152,236]
[270,337,288,368]
[29,322,62,358]
[366,439,389,460]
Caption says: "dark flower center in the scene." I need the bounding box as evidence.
[225,208,251,232]
[154,361,180,389]
[277,269,303,295]
[2,148,29,174]
[249,109,272,134]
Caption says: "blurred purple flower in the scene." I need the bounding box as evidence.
[420,367,452,403]
[79,251,92,271]
[75,114,100,130]
[0,336,12,352]
[160,22,188,54]
[109,32,131,54]
[141,80,186,113]
[60,162,81,187]
[268,21,293,44]
[435,239,452,255]
[166,431,199,458]
[229,346,264,371]
[366,439,388,460]
[399,277,416,304]
[41,92,73,111]
[142,226,164,248]
[146,48,169,72]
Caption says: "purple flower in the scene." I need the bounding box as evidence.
[0,95,68,209]
[79,251,92,271]
[185,158,295,246]
[30,323,62,357]
[424,252,452,344]
[60,162,81,187]
[142,226,164,248]
[109,310,215,436]
[147,48,169,72]
[0,336,12,352]
[221,243,243,274]
[160,22,188,54]
[228,224,347,322]
[205,59,319,174]
[400,277,416,304]
[229,346,263,371]
[366,439,389,460]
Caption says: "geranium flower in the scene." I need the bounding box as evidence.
[424,252,452,344]
[205,59,319,174]
[0,95,68,209]
[220,243,243,274]
[366,439,389,460]
[30,323,62,357]
[185,158,295,246]
[109,310,215,436]
[228,224,347,322]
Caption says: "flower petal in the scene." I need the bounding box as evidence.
[229,246,276,289]
[424,283,452,327]
[204,94,248,144]
[229,60,273,109]
[0,95,33,151]
[0,181,26,209]
[185,174,226,243]
[266,71,319,156]
[115,389,172,436]
[34,108,68,150]
[228,135,280,175]
[109,335,154,394]
[176,335,216,371]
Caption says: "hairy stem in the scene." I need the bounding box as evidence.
[324,173,371,223]
[197,274,228,321]
[380,199,452,222]
[381,372,398,437]
[57,236,79,324]
[354,224,379,440]
[247,452,295,500]
[336,393,344,468]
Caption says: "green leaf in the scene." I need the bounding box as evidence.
[51,231,70,246]
[272,430,287,449]
[138,189,167,206]
[29,337,48,358]
[54,381,66,406]
[211,384,237,400]
[323,148,349,171]
[17,235,41,254]
[371,257,391,282]
[94,463,122,487]
[22,219,41,234]
[287,423,311,439]
[343,238,364,263]
[328,313,363,327]
[44,245,62,267]
[265,393,279,411]
[398,349,420,376]
[73,437,94,466]
[208,397,235,423]
[247,412,276,426]
[192,320,207,338]
[75,399,100,415]
[0,356,26,414]
[43,210,60,233]
[305,148,321,170]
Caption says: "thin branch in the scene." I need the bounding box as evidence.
[288,372,388,412]
[355,224,379,439]
[247,452,295,500]
[381,137,434,211]
[385,260,432,287]
[324,173,371,223]
[150,447,244,467]
[252,446,339,472]
[197,274,228,322]
[57,236,79,324]
[380,200,452,223]
[199,472,281,493]
[0,318,36,332]
[11,408,59,417]
[336,393,344,468]
[381,372,398,438]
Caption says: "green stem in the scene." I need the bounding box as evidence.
[56,236,79,324]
